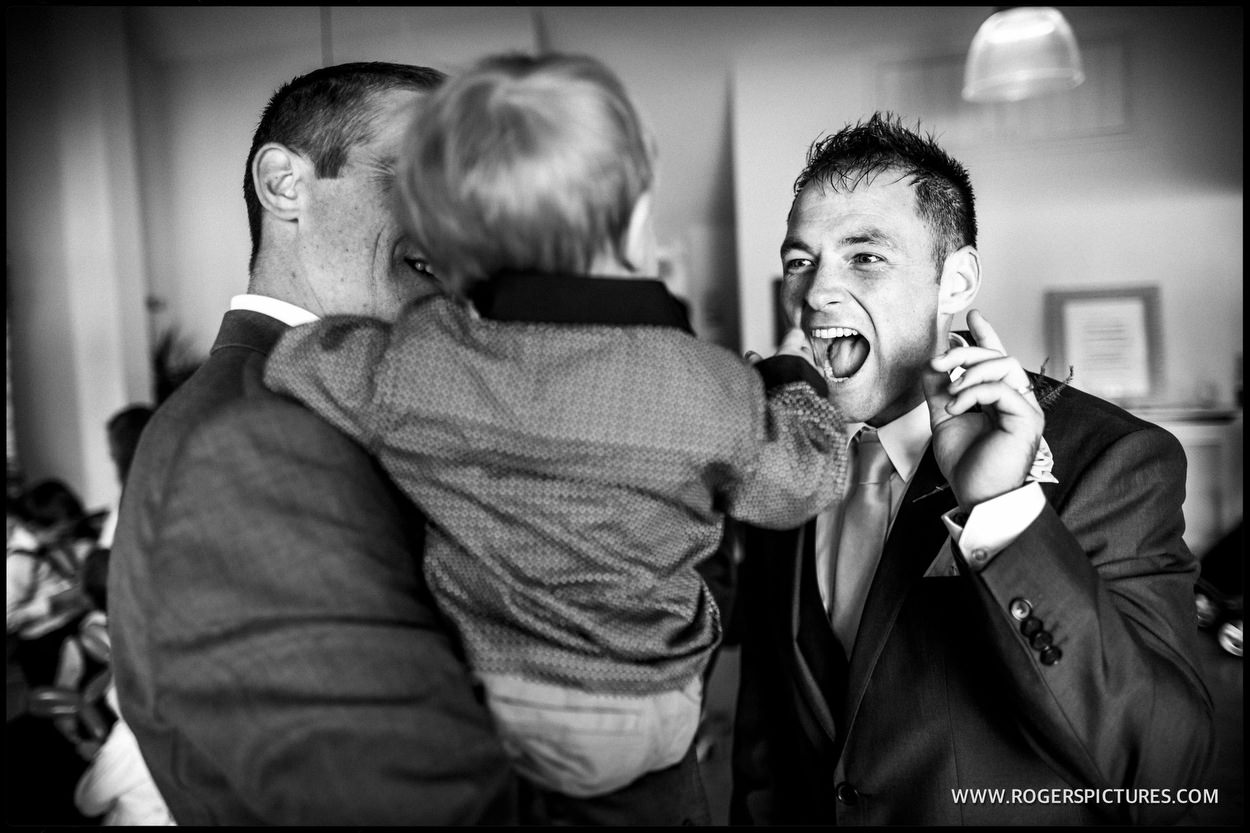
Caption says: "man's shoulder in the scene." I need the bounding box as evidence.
[112,338,418,578]
[1034,374,1182,460]
[134,338,381,493]
[193,357,374,462]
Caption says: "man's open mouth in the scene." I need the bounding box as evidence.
[809,326,870,381]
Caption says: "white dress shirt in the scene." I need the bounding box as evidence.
[230,294,320,326]
[816,399,1048,623]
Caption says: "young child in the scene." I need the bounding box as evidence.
[265,52,849,798]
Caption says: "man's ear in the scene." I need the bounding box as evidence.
[252,143,309,222]
[621,190,658,275]
[938,245,981,315]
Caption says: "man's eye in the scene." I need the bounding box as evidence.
[851,253,884,265]
[783,257,813,272]
[405,257,436,277]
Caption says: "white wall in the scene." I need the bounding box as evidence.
[7,6,152,508]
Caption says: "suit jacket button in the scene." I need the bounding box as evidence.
[1040,646,1063,666]
[835,782,861,805]
[1009,598,1033,620]
[1019,616,1043,638]
[1029,630,1054,650]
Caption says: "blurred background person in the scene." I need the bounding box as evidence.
[82,405,154,613]
[6,479,104,825]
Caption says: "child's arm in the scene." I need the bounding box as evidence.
[263,314,398,450]
[722,354,851,530]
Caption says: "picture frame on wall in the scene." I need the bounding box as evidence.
[1044,285,1162,404]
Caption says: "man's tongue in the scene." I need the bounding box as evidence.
[825,336,869,379]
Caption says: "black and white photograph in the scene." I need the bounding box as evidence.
[7,6,1242,826]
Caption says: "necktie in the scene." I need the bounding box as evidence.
[830,427,895,656]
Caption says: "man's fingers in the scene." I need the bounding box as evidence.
[942,380,1044,419]
[934,311,1038,411]
[947,356,1035,403]
[921,361,955,424]
[930,346,1004,374]
[966,309,1006,355]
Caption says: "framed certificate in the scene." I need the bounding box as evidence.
[1045,286,1162,403]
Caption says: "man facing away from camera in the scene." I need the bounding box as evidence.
[731,112,1215,825]
[106,62,517,825]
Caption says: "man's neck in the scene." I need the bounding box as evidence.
[246,271,305,311]
[248,244,326,315]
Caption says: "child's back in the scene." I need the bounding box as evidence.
[266,52,849,799]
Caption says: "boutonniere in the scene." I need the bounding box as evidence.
[911,483,952,503]
[1027,437,1059,484]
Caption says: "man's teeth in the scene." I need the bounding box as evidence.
[810,326,860,339]
[808,326,865,380]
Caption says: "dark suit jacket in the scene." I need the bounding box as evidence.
[107,310,516,824]
[731,375,1216,825]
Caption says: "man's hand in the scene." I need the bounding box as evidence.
[923,310,1044,510]
[745,327,816,367]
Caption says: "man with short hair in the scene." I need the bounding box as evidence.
[108,62,516,825]
[731,112,1215,825]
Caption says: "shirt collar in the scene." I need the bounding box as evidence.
[230,294,319,327]
[468,273,693,332]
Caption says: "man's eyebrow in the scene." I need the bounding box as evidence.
[780,227,900,256]
[780,236,806,255]
[840,227,897,247]
[366,155,398,179]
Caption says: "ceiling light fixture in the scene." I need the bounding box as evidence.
[962,7,1085,103]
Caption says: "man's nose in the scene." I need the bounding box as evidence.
[805,262,848,310]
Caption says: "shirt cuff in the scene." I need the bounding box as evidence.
[941,482,1046,572]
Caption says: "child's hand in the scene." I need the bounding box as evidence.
[745,327,816,368]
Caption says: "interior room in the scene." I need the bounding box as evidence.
[6,6,1242,826]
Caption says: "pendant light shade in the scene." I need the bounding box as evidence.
[962,7,1085,103]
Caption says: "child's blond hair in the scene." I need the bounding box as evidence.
[396,52,656,287]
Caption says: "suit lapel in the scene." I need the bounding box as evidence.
[843,444,958,731]
[830,378,1066,748]
[212,309,289,357]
